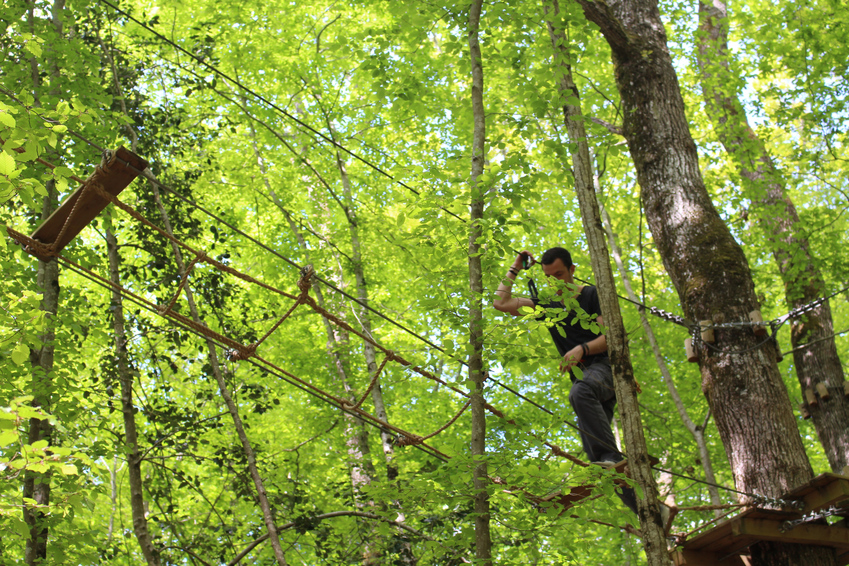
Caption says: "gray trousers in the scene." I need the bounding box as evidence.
[569,359,638,514]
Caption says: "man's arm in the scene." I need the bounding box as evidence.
[560,315,608,372]
[493,251,535,317]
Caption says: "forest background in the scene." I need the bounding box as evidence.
[1,0,847,564]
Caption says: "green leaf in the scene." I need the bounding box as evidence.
[0,430,18,445]
[0,151,16,176]
[0,112,15,128]
[11,343,28,365]
[60,464,78,475]
[25,42,42,57]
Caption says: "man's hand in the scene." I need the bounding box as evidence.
[514,250,536,271]
[560,345,584,373]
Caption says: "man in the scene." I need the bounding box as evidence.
[493,247,638,514]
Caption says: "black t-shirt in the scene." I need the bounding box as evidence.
[532,285,608,365]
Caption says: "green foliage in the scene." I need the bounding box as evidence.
[0,0,845,564]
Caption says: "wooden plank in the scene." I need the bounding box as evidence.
[732,518,849,549]
[671,549,749,566]
[787,473,849,513]
[683,509,800,552]
[29,147,148,260]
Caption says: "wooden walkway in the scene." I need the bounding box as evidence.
[671,472,849,565]
[27,147,148,260]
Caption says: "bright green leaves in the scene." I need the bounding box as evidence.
[0,150,16,177]
[10,343,28,366]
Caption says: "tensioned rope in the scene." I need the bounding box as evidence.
[0,89,619,463]
[7,157,600,469]
[52,252,452,463]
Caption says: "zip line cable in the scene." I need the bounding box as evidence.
[9,81,848,490]
[8,65,845,510]
[96,0,466,224]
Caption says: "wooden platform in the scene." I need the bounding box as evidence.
[671,473,849,566]
[28,147,148,260]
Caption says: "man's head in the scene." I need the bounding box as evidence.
[540,247,576,287]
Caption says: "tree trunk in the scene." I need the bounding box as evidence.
[22,2,64,560]
[467,1,492,563]
[99,32,161,560]
[599,195,724,515]
[105,226,161,566]
[23,181,59,566]
[544,2,669,562]
[149,181,289,566]
[242,111,378,500]
[575,1,836,564]
[697,0,849,473]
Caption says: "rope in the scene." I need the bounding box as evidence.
[397,399,472,446]
[52,180,96,252]
[2,116,628,447]
[162,252,202,314]
[12,113,829,517]
[52,253,452,461]
[343,353,392,411]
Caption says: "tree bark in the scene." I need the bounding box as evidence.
[23,181,59,566]
[544,2,670,563]
[242,110,378,508]
[98,32,161,561]
[22,2,64,561]
[697,0,849,473]
[105,226,161,566]
[467,1,492,564]
[575,1,836,564]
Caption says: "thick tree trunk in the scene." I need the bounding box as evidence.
[697,0,849,473]
[23,181,59,566]
[105,227,161,566]
[544,3,669,562]
[467,1,492,564]
[575,1,836,564]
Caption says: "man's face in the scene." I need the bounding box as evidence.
[542,258,575,293]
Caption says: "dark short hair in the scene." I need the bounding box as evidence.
[540,247,573,267]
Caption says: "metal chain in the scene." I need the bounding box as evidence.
[780,505,847,532]
[748,494,806,512]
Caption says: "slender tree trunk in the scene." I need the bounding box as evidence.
[697,0,849,473]
[467,1,492,563]
[544,3,669,563]
[105,227,161,566]
[575,1,836,564]
[598,193,723,515]
[98,31,161,560]
[311,98,399,483]
[149,181,289,566]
